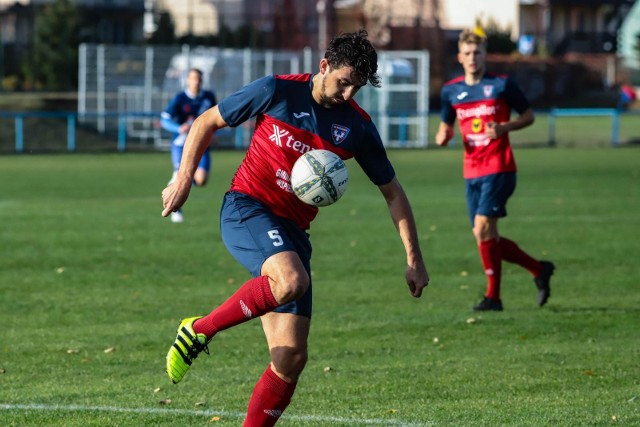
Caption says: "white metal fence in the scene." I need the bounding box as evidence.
[78,44,430,149]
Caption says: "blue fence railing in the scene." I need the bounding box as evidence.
[0,109,634,153]
[0,111,162,153]
[548,108,622,147]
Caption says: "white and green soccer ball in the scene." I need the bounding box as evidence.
[291,149,349,207]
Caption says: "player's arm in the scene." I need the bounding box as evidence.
[435,121,454,146]
[486,78,535,139]
[378,176,430,298]
[160,96,183,133]
[435,87,456,146]
[161,105,228,217]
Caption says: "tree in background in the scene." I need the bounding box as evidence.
[476,18,517,55]
[148,11,177,45]
[31,0,81,90]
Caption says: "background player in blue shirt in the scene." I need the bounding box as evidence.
[162,30,430,426]
[160,68,217,223]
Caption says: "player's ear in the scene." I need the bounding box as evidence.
[319,58,330,75]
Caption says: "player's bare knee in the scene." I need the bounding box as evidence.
[271,347,308,382]
[272,271,309,303]
[193,174,208,186]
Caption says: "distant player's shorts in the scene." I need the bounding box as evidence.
[465,172,516,226]
[172,144,211,172]
[220,191,313,318]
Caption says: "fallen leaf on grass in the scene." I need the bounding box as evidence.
[104,347,116,353]
[66,349,79,354]
[323,366,332,373]
[159,399,171,405]
[154,388,161,393]
[209,416,221,422]
[195,401,206,407]
[0,368,6,374]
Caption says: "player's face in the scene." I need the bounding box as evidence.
[458,42,486,78]
[315,59,364,108]
[186,71,203,95]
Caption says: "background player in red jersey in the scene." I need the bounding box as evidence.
[435,28,555,312]
[161,30,430,426]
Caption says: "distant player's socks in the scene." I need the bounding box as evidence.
[243,366,297,427]
[499,237,542,276]
[193,276,279,339]
[479,239,502,300]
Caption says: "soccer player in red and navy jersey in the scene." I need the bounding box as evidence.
[436,28,555,312]
[161,30,430,426]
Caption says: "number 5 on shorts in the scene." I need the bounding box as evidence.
[268,230,284,247]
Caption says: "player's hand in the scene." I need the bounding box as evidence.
[435,128,452,146]
[161,176,192,217]
[406,261,430,298]
[179,123,191,134]
[485,122,504,139]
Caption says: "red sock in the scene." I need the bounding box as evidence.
[478,239,502,300]
[193,276,279,339]
[243,365,297,427]
[499,237,542,277]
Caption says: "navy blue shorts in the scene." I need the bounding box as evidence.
[465,172,516,226]
[220,191,313,318]
[172,145,211,172]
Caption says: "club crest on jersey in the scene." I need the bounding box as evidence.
[472,118,482,133]
[331,124,350,144]
[483,85,494,98]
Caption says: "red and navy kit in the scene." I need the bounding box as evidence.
[440,73,530,179]
[218,73,395,230]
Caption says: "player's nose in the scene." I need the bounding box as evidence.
[342,86,357,101]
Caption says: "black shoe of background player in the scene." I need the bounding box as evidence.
[473,296,504,312]
[534,261,555,307]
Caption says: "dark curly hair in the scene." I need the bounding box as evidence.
[324,29,381,88]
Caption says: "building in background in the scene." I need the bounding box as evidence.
[0,0,146,88]
[1,0,638,99]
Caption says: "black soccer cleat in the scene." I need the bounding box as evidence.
[473,296,504,312]
[534,261,555,307]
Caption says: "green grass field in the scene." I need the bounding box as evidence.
[1,147,639,426]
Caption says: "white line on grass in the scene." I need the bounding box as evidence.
[0,403,433,426]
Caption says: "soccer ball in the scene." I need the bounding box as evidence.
[290,149,349,207]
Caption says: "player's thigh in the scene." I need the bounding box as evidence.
[197,147,211,172]
[171,144,183,170]
[220,192,298,276]
[473,172,516,219]
[220,191,313,317]
[261,312,310,351]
